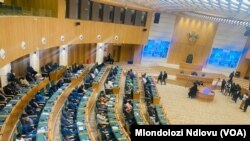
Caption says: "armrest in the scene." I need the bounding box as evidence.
[0,101,7,104]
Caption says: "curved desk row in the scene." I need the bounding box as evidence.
[76,88,93,140]
[133,100,146,125]
[92,66,107,90]
[108,67,122,95]
[0,78,50,141]
[146,76,161,105]
[107,94,127,141]
[48,69,88,141]
[36,83,70,141]
[49,66,67,82]
[155,105,169,125]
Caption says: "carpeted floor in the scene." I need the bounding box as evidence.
[157,83,250,124]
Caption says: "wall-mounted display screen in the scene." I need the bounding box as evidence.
[208,48,242,68]
[143,40,170,58]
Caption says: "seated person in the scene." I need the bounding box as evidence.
[3,82,18,96]
[27,66,38,76]
[22,114,37,125]
[96,112,109,125]
[124,100,133,113]
[26,72,36,83]
[78,85,86,93]
[35,92,46,103]
[16,134,26,141]
[19,77,30,87]
[7,69,17,82]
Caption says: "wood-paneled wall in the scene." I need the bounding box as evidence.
[39,47,59,68]
[11,54,29,77]
[237,37,250,78]
[0,16,151,68]
[167,16,218,65]
[119,44,134,62]
[68,44,96,65]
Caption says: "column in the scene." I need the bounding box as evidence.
[30,51,40,73]
[0,63,11,87]
[59,45,68,66]
[96,43,104,65]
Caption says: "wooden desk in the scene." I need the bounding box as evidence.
[197,87,215,102]
[112,87,120,95]
[176,74,214,84]
[49,66,67,82]
[48,69,87,141]
[0,78,49,141]
[180,62,203,71]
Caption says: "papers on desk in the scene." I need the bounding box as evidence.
[78,126,86,131]
[77,121,84,126]
[37,126,47,133]
[112,126,119,131]
[42,112,49,115]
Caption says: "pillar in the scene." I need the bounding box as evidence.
[30,51,40,73]
[59,45,68,66]
[0,63,11,87]
[96,43,104,65]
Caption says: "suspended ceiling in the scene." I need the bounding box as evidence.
[112,0,250,21]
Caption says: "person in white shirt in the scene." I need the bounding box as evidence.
[90,73,95,79]
[94,68,99,75]
[96,112,108,125]
[16,134,26,141]
[240,93,249,109]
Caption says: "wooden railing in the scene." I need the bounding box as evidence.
[0,78,50,141]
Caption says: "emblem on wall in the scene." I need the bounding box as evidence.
[187,31,199,42]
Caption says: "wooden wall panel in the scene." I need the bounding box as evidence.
[11,55,29,77]
[39,47,59,67]
[0,15,152,68]
[237,37,250,78]
[167,16,217,65]
[68,44,96,65]
[119,44,134,62]
[133,45,143,64]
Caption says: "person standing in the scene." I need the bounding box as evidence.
[240,93,249,109]
[163,71,168,85]
[243,96,250,112]
[157,72,163,85]
[221,79,226,93]
[229,71,234,82]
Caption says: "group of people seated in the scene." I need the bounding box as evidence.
[61,85,87,141]
[40,62,59,77]
[18,79,65,140]
[103,53,114,64]
[84,63,105,88]
[0,66,42,109]
[96,91,116,140]
[142,74,160,125]
[104,66,120,92]
[124,70,136,99]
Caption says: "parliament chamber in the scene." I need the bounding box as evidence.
[1,0,250,141]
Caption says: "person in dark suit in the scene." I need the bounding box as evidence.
[188,83,198,98]
[221,79,226,92]
[157,72,163,85]
[163,71,168,85]
[27,66,37,76]
[243,96,250,112]
[229,71,234,82]
[7,69,17,82]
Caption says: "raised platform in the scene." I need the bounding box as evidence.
[176,74,214,84]
[180,62,203,71]
[197,87,215,102]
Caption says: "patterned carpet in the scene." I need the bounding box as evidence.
[157,83,250,124]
